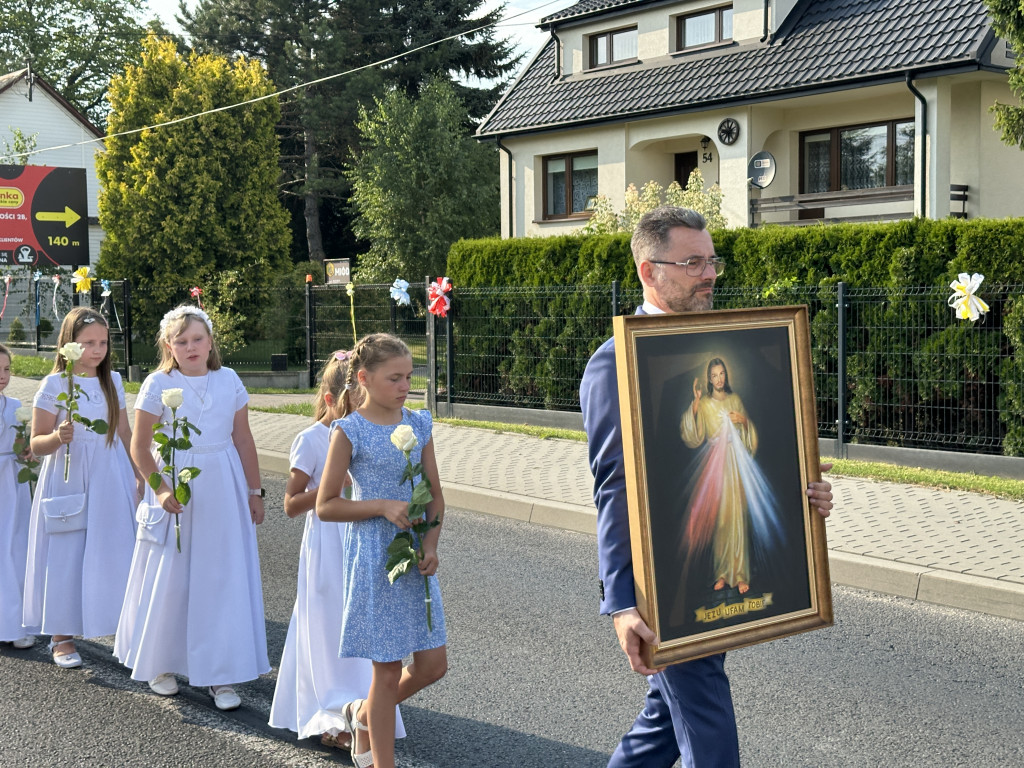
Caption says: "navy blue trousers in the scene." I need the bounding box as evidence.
[607,653,739,768]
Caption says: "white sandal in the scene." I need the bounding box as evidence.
[48,637,82,669]
[343,698,373,768]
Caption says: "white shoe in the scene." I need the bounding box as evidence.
[11,635,36,649]
[48,638,82,668]
[209,685,240,711]
[149,673,179,696]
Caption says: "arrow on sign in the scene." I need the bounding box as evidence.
[35,206,81,228]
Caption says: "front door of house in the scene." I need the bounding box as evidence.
[675,152,698,187]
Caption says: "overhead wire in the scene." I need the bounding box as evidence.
[0,0,566,164]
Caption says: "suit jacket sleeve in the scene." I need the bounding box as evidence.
[580,337,636,615]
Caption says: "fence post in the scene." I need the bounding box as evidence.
[33,277,40,353]
[836,281,847,454]
[121,280,134,379]
[425,276,436,415]
[611,279,619,317]
[445,286,454,419]
[305,280,316,389]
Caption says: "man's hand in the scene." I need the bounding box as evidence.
[806,462,834,518]
[692,378,702,414]
[612,608,663,676]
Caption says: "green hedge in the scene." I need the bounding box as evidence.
[446,218,1024,455]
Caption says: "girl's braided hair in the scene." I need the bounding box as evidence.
[340,333,411,417]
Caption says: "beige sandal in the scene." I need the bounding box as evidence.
[320,730,351,751]
[343,699,373,768]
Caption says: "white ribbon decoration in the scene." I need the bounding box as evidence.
[947,272,990,322]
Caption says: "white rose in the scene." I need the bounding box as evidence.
[14,405,32,423]
[162,388,184,410]
[59,342,84,362]
[390,424,417,453]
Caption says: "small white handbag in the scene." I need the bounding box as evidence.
[41,493,87,534]
[135,502,170,545]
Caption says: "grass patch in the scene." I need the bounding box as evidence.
[248,387,318,395]
[251,400,426,418]
[828,458,1024,501]
[435,418,587,443]
[10,354,53,378]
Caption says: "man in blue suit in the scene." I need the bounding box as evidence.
[580,206,834,767]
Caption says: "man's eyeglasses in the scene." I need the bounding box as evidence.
[648,256,726,276]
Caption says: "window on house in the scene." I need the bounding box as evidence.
[544,152,598,218]
[800,119,915,193]
[678,5,733,50]
[589,27,638,68]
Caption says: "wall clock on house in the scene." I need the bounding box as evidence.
[717,118,740,145]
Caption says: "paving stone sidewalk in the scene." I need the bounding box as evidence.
[8,376,1023,622]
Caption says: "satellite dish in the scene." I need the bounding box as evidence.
[747,151,776,189]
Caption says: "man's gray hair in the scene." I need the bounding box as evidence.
[631,206,707,264]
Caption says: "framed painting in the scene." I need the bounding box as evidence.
[614,305,832,667]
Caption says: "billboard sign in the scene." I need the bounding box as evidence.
[325,258,351,285]
[0,165,90,267]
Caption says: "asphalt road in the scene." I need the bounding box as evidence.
[1,474,1022,767]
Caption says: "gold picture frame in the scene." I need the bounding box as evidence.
[614,306,832,667]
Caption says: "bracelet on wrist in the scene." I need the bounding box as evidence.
[248,487,265,498]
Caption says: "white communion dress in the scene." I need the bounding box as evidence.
[23,373,137,638]
[114,367,270,687]
[0,395,39,640]
[269,420,405,740]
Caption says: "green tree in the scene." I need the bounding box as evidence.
[183,0,386,263]
[182,0,518,264]
[96,35,291,349]
[347,78,499,281]
[986,1,1024,146]
[1,128,38,165]
[0,0,159,124]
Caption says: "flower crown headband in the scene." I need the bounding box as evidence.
[159,305,213,337]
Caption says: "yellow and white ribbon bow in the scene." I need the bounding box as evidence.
[71,266,94,294]
[948,272,989,322]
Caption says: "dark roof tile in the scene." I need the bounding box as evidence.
[480,0,993,136]
[541,0,650,25]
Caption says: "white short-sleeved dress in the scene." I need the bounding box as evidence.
[0,395,39,641]
[114,367,270,687]
[269,421,406,739]
[23,373,137,638]
[337,408,446,663]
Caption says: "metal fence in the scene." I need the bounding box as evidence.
[308,283,428,388]
[0,273,77,350]
[5,272,1017,456]
[431,281,1020,456]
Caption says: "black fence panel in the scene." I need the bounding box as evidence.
[309,283,427,390]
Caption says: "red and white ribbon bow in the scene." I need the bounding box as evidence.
[427,277,452,318]
[190,286,204,309]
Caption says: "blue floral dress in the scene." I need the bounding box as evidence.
[336,408,446,662]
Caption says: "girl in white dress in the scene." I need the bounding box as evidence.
[268,350,405,748]
[0,344,38,650]
[115,305,269,710]
[25,308,143,668]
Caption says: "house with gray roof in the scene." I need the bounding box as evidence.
[477,0,1023,234]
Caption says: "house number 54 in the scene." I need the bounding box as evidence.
[702,152,713,163]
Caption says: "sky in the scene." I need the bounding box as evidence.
[143,0,569,72]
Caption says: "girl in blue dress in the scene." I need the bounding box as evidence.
[317,333,446,768]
